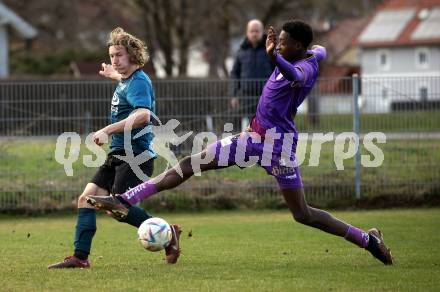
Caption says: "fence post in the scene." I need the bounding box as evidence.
[352,74,361,199]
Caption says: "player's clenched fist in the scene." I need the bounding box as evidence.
[93,128,109,146]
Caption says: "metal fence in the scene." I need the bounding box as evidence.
[0,76,439,211]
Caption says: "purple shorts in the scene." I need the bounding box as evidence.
[207,132,303,189]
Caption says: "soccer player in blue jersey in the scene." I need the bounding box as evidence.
[48,28,181,269]
[89,21,393,265]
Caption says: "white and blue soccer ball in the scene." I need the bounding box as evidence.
[137,217,172,252]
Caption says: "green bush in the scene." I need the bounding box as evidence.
[10,50,107,76]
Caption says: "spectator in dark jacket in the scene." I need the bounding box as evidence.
[229,19,273,131]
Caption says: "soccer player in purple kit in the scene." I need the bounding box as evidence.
[88,20,393,265]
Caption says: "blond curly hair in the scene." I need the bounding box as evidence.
[107,27,149,66]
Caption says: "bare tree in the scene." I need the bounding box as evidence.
[176,0,190,76]
[4,0,383,77]
[135,0,174,76]
[199,0,232,77]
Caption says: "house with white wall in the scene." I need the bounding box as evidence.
[0,2,37,78]
[357,0,440,113]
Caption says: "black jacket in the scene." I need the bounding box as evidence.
[230,36,274,96]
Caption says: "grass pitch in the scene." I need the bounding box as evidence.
[1,208,439,291]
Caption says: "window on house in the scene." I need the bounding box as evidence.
[416,48,429,69]
[377,50,390,70]
[380,54,387,66]
[419,52,427,64]
[420,87,428,102]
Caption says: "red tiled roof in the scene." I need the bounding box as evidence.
[357,0,440,47]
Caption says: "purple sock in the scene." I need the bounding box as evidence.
[120,181,157,205]
[344,226,369,248]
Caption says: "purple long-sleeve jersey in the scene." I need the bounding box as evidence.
[255,47,326,135]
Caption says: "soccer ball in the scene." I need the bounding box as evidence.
[137,217,172,252]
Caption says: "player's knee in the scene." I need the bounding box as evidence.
[293,209,313,225]
[293,213,310,225]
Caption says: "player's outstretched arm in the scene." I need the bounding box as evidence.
[99,63,122,81]
[275,45,326,82]
[273,54,305,82]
